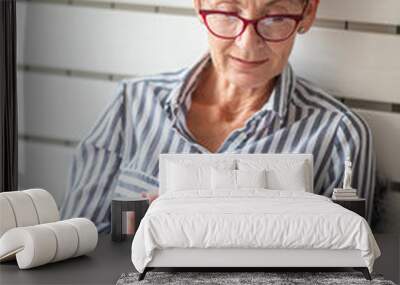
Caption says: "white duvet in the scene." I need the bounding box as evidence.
[131,190,381,273]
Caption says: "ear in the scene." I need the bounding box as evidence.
[193,0,205,24]
[298,0,319,34]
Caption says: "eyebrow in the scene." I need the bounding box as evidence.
[211,0,241,5]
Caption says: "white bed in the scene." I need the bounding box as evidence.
[131,154,381,281]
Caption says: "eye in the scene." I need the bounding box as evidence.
[271,17,286,23]
[262,16,287,25]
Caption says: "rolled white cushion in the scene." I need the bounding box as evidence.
[0,196,17,237]
[24,189,59,223]
[0,218,98,269]
[62,218,98,257]
[0,191,39,227]
[42,222,79,262]
[0,189,60,239]
[0,226,57,269]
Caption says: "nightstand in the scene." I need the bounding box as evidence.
[332,198,366,219]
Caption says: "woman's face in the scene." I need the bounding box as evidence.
[194,0,318,90]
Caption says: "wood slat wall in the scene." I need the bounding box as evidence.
[18,71,117,141]
[18,2,208,75]
[18,141,74,206]
[16,0,400,209]
[354,110,400,181]
[290,28,400,104]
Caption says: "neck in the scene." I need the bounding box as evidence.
[193,64,277,118]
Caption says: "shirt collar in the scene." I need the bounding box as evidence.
[164,51,211,112]
[165,51,296,121]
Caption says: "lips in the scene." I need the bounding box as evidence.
[230,55,269,68]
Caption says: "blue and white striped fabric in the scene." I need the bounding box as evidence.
[60,52,376,232]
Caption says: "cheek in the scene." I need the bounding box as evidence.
[207,36,234,69]
[268,36,296,66]
[208,36,231,57]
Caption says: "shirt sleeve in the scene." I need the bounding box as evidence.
[323,112,376,223]
[60,81,127,233]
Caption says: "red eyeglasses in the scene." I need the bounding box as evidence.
[199,2,308,42]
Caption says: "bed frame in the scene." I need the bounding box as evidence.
[138,154,372,281]
[140,248,371,280]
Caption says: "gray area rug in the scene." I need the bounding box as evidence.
[116,271,396,285]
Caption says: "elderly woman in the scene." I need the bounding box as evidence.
[61,0,375,232]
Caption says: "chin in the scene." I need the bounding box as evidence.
[227,72,269,90]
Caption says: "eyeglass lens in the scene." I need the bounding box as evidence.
[204,0,305,40]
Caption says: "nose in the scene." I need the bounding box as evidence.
[235,22,265,50]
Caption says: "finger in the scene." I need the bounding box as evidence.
[149,195,159,203]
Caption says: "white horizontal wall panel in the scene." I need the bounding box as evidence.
[59,0,400,26]
[353,109,400,182]
[18,141,75,208]
[86,0,193,8]
[18,2,208,75]
[290,27,400,104]
[318,0,400,25]
[18,71,118,141]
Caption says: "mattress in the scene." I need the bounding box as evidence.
[131,189,381,273]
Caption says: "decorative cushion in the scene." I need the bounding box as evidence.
[236,169,268,189]
[211,168,236,190]
[237,159,308,192]
[166,162,211,191]
[211,169,268,191]
[165,159,236,192]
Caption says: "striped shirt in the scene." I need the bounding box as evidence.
[60,52,376,232]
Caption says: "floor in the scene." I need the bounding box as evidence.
[374,234,400,284]
[0,234,398,284]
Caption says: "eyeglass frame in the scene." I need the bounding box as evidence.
[198,1,309,42]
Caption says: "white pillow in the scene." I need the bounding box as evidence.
[164,159,236,193]
[211,168,268,191]
[267,167,307,191]
[211,168,236,190]
[166,162,211,191]
[236,169,268,189]
[237,159,308,191]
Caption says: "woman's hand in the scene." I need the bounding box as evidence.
[141,192,159,204]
